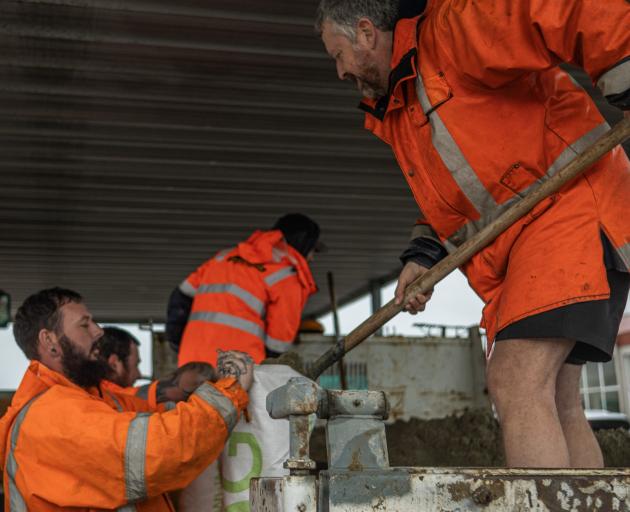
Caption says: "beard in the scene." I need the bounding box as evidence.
[350,50,388,99]
[59,335,109,389]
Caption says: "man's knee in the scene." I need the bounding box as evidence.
[486,338,571,411]
[485,360,531,410]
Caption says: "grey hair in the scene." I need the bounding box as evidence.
[315,0,399,41]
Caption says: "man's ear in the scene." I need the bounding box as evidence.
[108,353,123,374]
[356,17,378,49]
[38,328,61,360]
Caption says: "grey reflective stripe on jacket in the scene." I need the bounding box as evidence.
[597,58,630,97]
[272,246,286,263]
[264,267,296,287]
[409,223,439,242]
[214,248,232,262]
[178,280,197,298]
[619,243,630,269]
[124,412,151,503]
[6,392,47,512]
[108,392,124,412]
[117,505,137,511]
[264,335,291,354]
[416,74,611,252]
[196,284,265,316]
[188,311,265,340]
[193,382,238,432]
[135,384,150,401]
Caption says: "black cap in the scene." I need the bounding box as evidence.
[273,213,326,257]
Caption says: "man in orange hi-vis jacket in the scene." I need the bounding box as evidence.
[316,0,630,468]
[168,213,323,367]
[0,287,251,511]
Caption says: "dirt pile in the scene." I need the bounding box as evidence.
[310,408,630,467]
[386,409,505,467]
[596,427,630,467]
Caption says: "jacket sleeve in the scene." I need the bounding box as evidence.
[130,380,169,412]
[19,378,248,509]
[166,287,193,351]
[400,217,447,268]
[166,259,208,349]
[440,0,630,107]
[263,270,305,355]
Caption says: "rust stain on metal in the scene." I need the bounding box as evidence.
[348,449,364,472]
[447,479,505,505]
[371,495,386,510]
[472,485,494,505]
[447,481,471,501]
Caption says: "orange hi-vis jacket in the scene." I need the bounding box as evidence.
[178,230,317,366]
[100,379,173,413]
[361,0,630,346]
[0,361,248,511]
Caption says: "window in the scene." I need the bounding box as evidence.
[580,361,621,412]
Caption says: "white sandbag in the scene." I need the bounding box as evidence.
[221,364,304,511]
[177,459,223,512]
[178,364,305,512]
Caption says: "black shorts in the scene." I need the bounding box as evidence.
[495,233,630,365]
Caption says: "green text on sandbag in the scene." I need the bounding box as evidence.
[225,502,249,512]
[222,432,263,493]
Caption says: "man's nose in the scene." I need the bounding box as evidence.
[336,61,346,81]
[93,323,104,339]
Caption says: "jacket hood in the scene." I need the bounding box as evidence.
[236,230,317,295]
[0,361,88,470]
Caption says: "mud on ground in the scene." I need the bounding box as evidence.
[310,408,630,467]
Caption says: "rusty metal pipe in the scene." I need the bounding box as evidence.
[308,117,630,380]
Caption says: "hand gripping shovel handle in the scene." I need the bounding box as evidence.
[308,117,630,380]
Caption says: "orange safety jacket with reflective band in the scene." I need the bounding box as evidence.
[361,0,630,348]
[0,361,248,511]
[178,229,317,366]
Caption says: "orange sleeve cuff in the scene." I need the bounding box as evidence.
[213,377,249,413]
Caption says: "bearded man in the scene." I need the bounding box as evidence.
[0,287,251,511]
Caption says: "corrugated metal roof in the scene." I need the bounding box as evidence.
[0,1,626,322]
[0,0,416,321]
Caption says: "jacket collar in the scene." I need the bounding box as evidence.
[359,15,424,121]
[237,230,317,295]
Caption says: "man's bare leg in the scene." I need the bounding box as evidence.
[486,338,574,467]
[555,363,604,468]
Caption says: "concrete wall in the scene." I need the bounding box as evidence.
[294,329,489,421]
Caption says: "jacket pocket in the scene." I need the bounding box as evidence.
[500,163,541,198]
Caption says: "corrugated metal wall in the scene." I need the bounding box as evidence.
[0,0,416,321]
[0,2,626,323]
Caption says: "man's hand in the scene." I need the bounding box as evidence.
[217,350,254,391]
[394,261,433,314]
[156,361,216,403]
